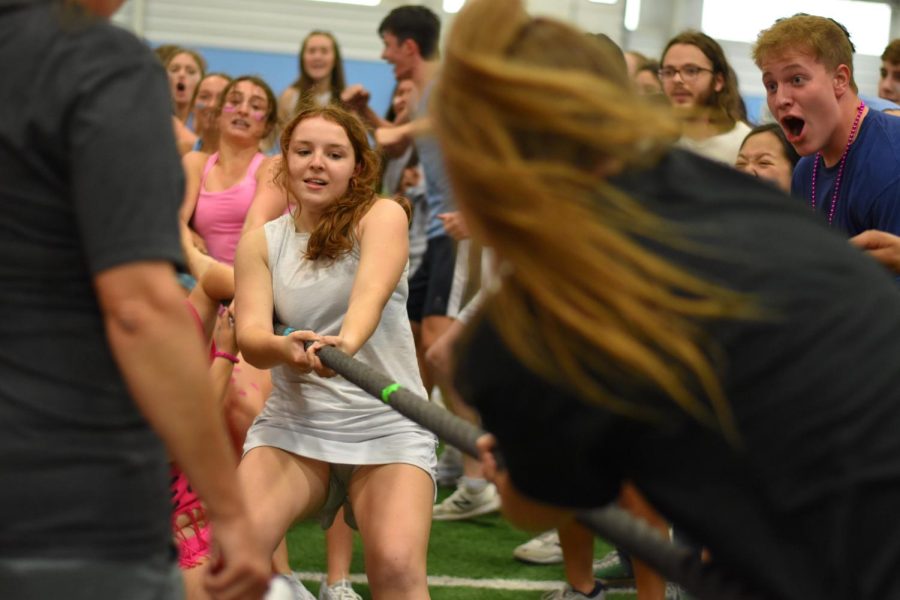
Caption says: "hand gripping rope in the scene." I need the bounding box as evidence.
[275,325,768,600]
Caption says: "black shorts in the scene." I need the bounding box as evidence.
[407,235,478,322]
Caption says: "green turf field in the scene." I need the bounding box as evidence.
[286,485,640,599]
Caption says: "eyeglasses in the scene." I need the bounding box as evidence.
[658,65,714,81]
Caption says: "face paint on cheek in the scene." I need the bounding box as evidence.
[222,105,237,113]
[250,110,266,122]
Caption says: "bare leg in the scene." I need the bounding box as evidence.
[441,387,483,478]
[350,464,433,599]
[427,321,498,519]
[182,563,212,600]
[237,447,330,559]
[224,363,271,454]
[558,521,596,594]
[413,314,455,395]
[426,317,480,475]
[325,510,355,585]
[619,483,668,600]
[420,315,455,373]
[272,538,290,576]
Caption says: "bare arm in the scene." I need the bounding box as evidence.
[210,306,239,408]
[437,210,470,241]
[307,199,409,375]
[358,105,393,131]
[242,156,290,236]
[374,120,417,158]
[173,116,198,156]
[94,261,270,598]
[340,84,393,130]
[179,151,209,257]
[95,261,243,517]
[850,229,900,274]
[278,87,299,127]
[233,227,319,371]
[201,261,235,302]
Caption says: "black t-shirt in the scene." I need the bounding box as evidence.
[0,1,184,559]
[457,150,900,600]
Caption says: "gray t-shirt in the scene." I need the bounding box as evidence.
[415,83,455,240]
[0,0,184,559]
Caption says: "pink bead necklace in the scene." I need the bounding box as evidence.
[810,100,865,226]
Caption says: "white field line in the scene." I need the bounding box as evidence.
[294,570,638,593]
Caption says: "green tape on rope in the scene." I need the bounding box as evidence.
[380,382,402,404]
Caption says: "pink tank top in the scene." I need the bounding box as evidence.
[192,152,265,265]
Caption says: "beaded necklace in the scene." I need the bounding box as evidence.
[810,100,865,226]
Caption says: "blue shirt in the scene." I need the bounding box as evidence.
[414,83,455,239]
[792,109,900,237]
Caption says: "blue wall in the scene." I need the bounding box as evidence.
[744,96,766,125]
[176,45,396,118]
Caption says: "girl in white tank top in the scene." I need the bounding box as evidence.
[234,105,436,600]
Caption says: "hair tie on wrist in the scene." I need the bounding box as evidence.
[213,351,240,364]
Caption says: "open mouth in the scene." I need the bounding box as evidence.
[782,116,805,139]
[176,82,186,92]
[231,118,250,129]
[304,178,327,187]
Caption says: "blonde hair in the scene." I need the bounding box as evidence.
[164,48,207,79]
[883,39,900,65]
[753,14,858,93]
[433,0,750,440]
[291,31,347,112]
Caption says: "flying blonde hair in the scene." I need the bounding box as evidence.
[753,14,858,93]
[433,0,750,440]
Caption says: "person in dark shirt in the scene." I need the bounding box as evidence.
[0,1,268,598]
[432,1,900,599]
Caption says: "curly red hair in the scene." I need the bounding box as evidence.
[279,106,409,260]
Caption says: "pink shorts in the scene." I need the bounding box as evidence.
[170,466,212,569]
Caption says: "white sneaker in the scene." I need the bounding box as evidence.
[268,574,315,600]
[435,445,463,486]
[318,577,362,600]
[432,482,500,521]
[513,530,563,565]
[265,576,295,600]
[541,582,606,600]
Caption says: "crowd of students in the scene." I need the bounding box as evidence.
[7,1,900,599]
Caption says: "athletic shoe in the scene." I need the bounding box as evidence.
[435,445,464,486]
[318,577,362,600]
[264,576,294,600]
[513,530,563,565]
[593,550,635,586]
[432,482,500,520]
[267,574,315,600]
[541,581,606,599]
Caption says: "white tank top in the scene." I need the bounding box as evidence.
[252,214,434,464]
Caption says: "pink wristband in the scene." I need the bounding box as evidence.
[213,351,240,364]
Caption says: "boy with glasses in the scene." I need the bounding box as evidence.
[659,30,751,164]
